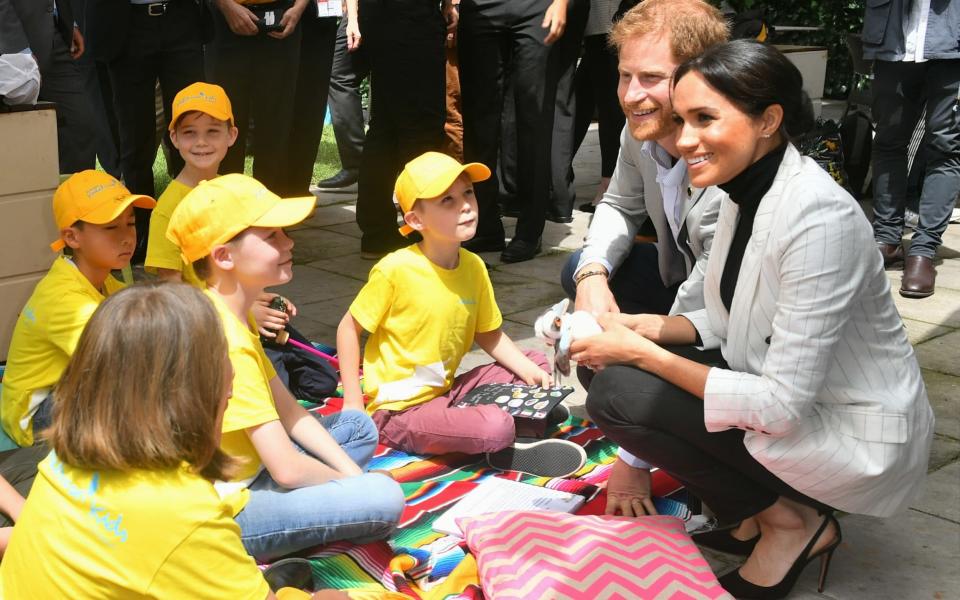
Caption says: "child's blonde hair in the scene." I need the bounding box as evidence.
[46,282,237,481]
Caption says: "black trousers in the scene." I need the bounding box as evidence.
[458,0,557,243]
[328,16,369,175]
[586,346,832,524]
[279,15,338,196]
[107,1,203,196]
[38,31,97,175]
[0,444,48,528]
[356,0,446,253]
[573,33,623,178]
[206,3,302,194]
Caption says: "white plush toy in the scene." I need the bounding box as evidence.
[534,298,602,377]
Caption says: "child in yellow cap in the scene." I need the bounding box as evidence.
[336,152,587,477]
[166,173,403,561]
[0,170,155,447]
[145,82,238,287]
[146,81,299,343]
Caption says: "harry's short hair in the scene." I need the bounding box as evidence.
[610,0,730,64]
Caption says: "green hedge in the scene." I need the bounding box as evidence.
[714,1,866,99]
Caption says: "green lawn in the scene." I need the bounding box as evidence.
[151,124,343,192]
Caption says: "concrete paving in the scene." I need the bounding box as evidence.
[276,123,960,599]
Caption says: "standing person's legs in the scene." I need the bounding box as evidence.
[508,0,556,251]
[907,60,960,259]
[39,37,97,174]
[357,0,445,256]
[249,30,302,193]
[207,10,254,177]
[326,17,368,181]
[280,16,338,195]
[871,60,925,248]
[443,46,464,160]
[458,0,510,250]
[155,1,206,181]
[371,350,547,455]
[546,0,588,223]
[560,245,680,315]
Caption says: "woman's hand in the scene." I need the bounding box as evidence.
[604,458,657,517]
[570,313,663,371]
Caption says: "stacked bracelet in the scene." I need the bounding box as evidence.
[574,269,607,285]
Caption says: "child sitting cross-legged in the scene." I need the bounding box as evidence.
[0,171,155,447]
[166,174,404,561]
[0,283,347,599]
[337,152,586,477]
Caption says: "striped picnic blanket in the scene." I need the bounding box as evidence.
[300,399,684,599]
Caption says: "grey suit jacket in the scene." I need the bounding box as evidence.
[0,0,68,73]
[682,145,934,517]
[577,126,723,314]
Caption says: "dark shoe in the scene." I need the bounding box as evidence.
[900,255,936,298]
[463,234,506,253]
[693,524,760,556]
[877,242,904,268]
[577,202,596,214]
[316,169,358,189]
[486,438,587,478]
[546,403,570,428]
[360,233,407,260]
[546,212,574,224]
[500,237,542,263]
[262,558,315,592]
[718,514,841,599]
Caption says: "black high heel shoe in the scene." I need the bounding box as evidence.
[718,513,841,599]
[693,524,760,556]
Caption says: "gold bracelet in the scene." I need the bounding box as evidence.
[574,269,607,285]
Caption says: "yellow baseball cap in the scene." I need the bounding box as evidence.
[166,173,316,263]
[50,170,156,252]
[169,82,234,131]
[394,152,491,236]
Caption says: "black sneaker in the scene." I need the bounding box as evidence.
[486,438,586,478]
[262,558,315,592]
[546,403,570,428]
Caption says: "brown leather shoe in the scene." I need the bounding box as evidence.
[900,255,936,298]
[878,242,904,267]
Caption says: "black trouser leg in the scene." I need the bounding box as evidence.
[586,349,832,524]
[39,36,97,174]
[280,16,338,196]
[328,17,369,174]
[356,0,445,251]
[0,445,49,528]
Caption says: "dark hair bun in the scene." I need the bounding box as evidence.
[674,39,815,140]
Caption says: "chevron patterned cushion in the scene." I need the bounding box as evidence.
[459,511,731,600]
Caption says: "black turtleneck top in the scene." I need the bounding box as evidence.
[717,143,788,312]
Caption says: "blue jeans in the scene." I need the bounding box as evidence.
[236,410,405,561]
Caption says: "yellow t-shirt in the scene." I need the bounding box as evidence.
[145,179,202,287]
[0,453,267,599]
[350,245,502,413]
[0,257,124,446]
[206,289,279,484]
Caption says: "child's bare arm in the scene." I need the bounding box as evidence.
[246,377,363,489]
[475,328,552,387]
[336,311,365,412]
[0,475,24,523]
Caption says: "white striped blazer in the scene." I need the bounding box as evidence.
[681,145,934,517]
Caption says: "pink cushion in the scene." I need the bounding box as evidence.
[458,511,730,600]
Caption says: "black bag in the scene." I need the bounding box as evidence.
[262,324,339,403]
[798,119,850,192]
